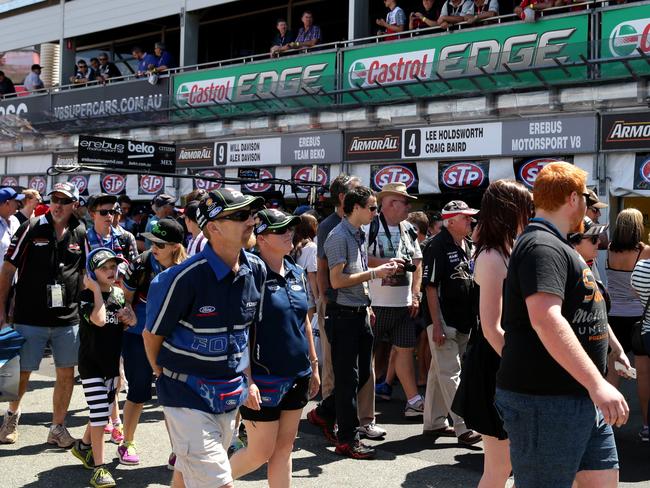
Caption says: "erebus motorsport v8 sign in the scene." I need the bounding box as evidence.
[78,136,176,173]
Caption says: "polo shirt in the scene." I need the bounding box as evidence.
[421,227,477,333]
[0,215,20,260]
[272,30,294,47]
[296,25,321,43]
[122,250,163,334]
[440,0,473,16]
[137,53,158,73]
[146,245,266,413]
[252,257,310,378]
[324,217,370,307]
[156,51,176,69]
[6,213,86,327]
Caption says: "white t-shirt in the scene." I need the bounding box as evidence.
[366,221,422,307]
[295,240,317,306]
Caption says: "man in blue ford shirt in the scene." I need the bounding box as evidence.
[143,188,266,488]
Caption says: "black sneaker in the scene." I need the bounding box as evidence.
[71,439,95,470]
[335,440,376,459]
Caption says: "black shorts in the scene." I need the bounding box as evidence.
[609,315,647,355]
[240,375,310,422]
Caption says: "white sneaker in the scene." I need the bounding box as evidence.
[358,421,386,439]
[404,398,425,418]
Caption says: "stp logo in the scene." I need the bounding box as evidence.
[518,159,558,189]
[374,165,415,189]
[29,176,47,193]
[442,163,485,188]
[69,175,88,194]
[1,176,18,187]
[245,169,273,193]
[140,175,164,194]
[102,174,126,195]
[294,167,328,192]
[196,170,223,190]
[639,158,650,184]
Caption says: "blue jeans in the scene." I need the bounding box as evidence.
[495,388,619,488]
[14,324,79,371]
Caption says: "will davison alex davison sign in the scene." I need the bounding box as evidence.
[78,135,176,174]
[342,13,588,102]
[172,52,336,116]
[601,3,650,80]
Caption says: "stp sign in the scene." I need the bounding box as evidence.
[101,174,126,195]
[195,170,223,191]
[634,155,650,190]
[68,175,88,195]
[245,168,274,193]
[292,166,329,193]
[1,176,18,187]
[370,163,419,193]
[440,162,488,190]
[517,158,559,189]
[139,175,164,195]
[29,176,47,193]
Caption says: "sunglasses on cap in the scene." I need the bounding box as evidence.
[218,209,255,222]
[96,209,118,216]
[51,195,75,205]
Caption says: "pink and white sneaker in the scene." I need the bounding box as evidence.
[110,424,124,444]
[103,421,113,435]
[117,441,140,465]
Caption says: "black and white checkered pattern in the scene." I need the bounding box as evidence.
[373,306,417,348]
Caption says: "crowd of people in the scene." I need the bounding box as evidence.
[0,162,646,488]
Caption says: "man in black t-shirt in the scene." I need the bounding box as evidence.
[421,200,481,445]
[496,162,628,488]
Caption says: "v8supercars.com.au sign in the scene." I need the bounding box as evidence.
[342,14,588,101]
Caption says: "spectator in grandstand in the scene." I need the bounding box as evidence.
[290,11,321,49]
[409,0,442,30]
[437,0,473,28]
[23,64,44,92]
[377,0,407,40]
[465,0,499,23]
[96,53,122,82]
[153,42,176,72]
[183,200,207,257]
[69,59,96,86]
[131,46,158,78]
[270,18,295,57]
[89,57,101,76]
[0,71,16,98]
[15,189,41,225]
[514,0,554,21]
[0,188,23,259]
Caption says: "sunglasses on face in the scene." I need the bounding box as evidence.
[96,209,117,216]
[218,209,254,222]
[51,195,75,205]
[367,205,378,212]
[264,227,295,236]
[153,242,169,249]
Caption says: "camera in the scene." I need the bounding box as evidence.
[403,259,417,273]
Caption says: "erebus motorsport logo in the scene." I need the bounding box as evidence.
[348,49,434,88]
[176,76,236,107]
[609,18,650,57]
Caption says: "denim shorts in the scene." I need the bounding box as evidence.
[495,388,619,488]
[13,323,80,372]
[121,331,154,403]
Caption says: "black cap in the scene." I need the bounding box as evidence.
[255,208,300,235]
[87,193,118,210]
[586,189,607,209]
[196,189,265,229]
[140,217,185,244]
[569,217,609,242]
[153,194,176,207]
[87,248,121,272]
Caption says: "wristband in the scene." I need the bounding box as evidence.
[370,269,376,280]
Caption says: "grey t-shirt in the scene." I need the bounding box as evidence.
[324,218,370,307]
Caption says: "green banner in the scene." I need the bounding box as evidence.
[342,14,588,102]
[601,4,650,79]
[172,52,337,116]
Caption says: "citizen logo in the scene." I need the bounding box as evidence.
[349,135,399,153]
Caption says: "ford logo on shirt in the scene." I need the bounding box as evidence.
[199,306,216,314]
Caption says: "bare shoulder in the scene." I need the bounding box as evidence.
[475,249,507,286]
[640,244,650,260]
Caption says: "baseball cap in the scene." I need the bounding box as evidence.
[87,193,118,210]
[255,208,300,235]
[48,182,79,202]
[441,200,479,219]
[196,189,265,229]
[586,189,607,209]
[153,194,176,208]
[87,248,122,273]
[0,187,26,203]
[140,217,185,244]
[569,217,608,242]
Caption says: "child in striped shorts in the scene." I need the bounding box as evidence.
[71,248,136,488]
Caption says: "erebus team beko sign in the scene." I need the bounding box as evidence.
[78,135,176,173]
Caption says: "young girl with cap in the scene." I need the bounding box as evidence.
[71,248,136,488]
[230,208,320,488]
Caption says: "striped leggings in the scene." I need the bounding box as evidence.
[81,376,118,427]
